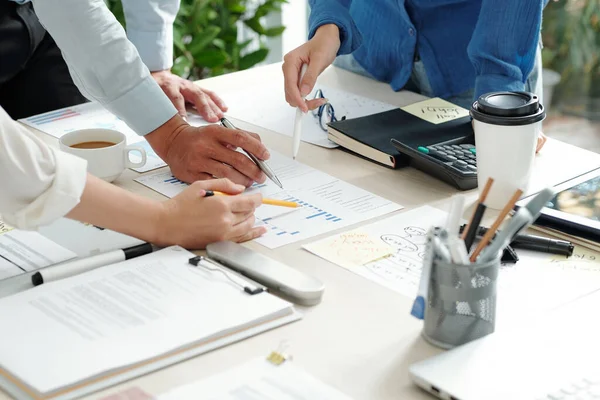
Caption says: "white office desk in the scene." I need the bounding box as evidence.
[8,63,600,400]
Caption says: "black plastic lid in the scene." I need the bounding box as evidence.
[470,91,546,126]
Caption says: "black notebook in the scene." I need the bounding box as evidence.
[327,97,474,168]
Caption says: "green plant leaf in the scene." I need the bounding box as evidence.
[171,55,193,78]
[239,48,269,70]
[195,49,230,68]
[173,29,186,53]
[244,17,266,35]
[212,38,226,49]
[188,26,222,54]
[264,26,286,37]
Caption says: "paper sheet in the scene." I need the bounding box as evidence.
[304,206,600,327]
[0,226,77,280]
[218,83,397,148]
[158,358,353,400]
[305,206,447,297]
[400,97,470,124]
[135,151,402,248]
[18,103,211,173]
[304,229,394,269]
[0,246,294,394]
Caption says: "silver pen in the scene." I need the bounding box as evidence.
[220,117,283,189]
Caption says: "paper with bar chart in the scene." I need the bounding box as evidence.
[18,102,212,173]
[135,151,403,248]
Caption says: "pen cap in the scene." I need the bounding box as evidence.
[423,253,500,349]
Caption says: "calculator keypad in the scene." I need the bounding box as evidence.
[426,144,477,174]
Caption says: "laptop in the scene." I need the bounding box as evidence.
[410,289,600,400]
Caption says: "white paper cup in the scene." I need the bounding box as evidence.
[59,129,146,182]
[471,92,546,210]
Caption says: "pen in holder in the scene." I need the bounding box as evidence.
[422,231,500,349]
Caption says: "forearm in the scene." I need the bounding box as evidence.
[467,0,544,99]
[308,0,361,55]
[31,0,177,135]
[66,174,163,244]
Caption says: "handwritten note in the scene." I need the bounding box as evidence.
[304,229,394,269]
[0,219,13,236]
[304,206,449,298]
[401,97,470,125]
[547,247,600,272]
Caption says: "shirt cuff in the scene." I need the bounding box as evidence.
[5,150,87,230]
[308,6,362,55]
[127,27,174,72]
[103,75,177,136]
[474,74,525,101]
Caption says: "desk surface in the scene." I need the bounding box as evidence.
[8,63,600,400]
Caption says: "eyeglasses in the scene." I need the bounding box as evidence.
[311,89,346,131]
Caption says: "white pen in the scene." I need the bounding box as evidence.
[292,63,308,160]
[31,243,153,286]
[446,194,466,237]
[411,228,436,320]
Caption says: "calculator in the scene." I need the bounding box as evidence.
[391,137,478,190]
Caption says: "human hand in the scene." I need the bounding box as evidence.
[282,24,340,113]
[156,178,266,249]
[536,131,547,153]
[151,69,227,122]
[145,116,268,187]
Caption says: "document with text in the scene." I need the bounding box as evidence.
[136,151,403,248]
[0,246,297,396]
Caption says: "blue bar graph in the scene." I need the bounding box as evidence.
[307,211,327,219]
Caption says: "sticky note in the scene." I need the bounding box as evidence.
[304,229,393,269]
[0,219,13,236]
[401,97,470,124]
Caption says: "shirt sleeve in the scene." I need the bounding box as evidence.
[308,0,362,55]
[30,0,177,136]
[121,0,180,72]
[0,107,87,230]
[467,0,545,100]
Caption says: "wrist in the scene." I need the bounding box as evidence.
[314,24,341,50]
[144,114,188,161]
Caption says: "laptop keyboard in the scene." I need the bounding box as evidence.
[539,377,600,399]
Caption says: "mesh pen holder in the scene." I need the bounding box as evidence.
[422,252,500,349]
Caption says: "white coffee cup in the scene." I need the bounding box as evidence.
[59,129,147,182]
[470,92,546,210]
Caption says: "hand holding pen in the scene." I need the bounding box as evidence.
[221,117,283,188]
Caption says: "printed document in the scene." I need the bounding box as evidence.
[0,246,296,394]
[219,83,397,148]
[136,151,402,248]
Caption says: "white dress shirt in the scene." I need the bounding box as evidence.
[0,107,87,230]
[29,0,178,136]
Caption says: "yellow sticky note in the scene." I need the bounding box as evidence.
[401,97,470,124]
[0,218,13,236]
[305,229,393,269]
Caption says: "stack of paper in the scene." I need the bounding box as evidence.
[135,151,403,249]
[0,247,299,399]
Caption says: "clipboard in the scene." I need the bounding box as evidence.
[0,247,302,400]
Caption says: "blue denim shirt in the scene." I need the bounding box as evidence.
[308,0,548,101]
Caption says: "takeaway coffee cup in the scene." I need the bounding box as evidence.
[59,129,146,182]
[470,92,546,210]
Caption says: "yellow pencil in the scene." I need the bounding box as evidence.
[209,191,299,208]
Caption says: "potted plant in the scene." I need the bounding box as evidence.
[106,0,287,80]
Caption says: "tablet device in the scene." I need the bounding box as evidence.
[516,168,600,241]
